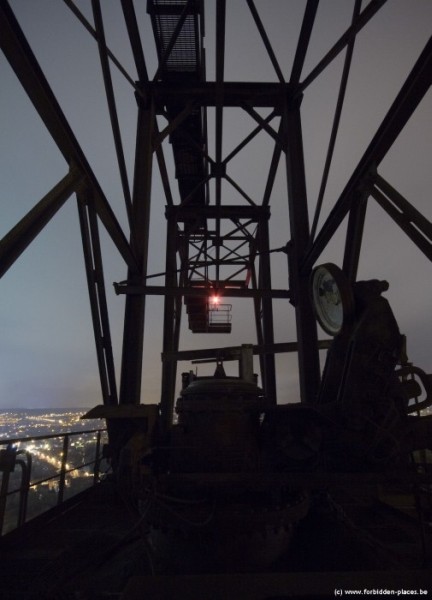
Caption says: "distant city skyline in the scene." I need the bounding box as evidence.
[1,1,431,409]
[0,407,104,436]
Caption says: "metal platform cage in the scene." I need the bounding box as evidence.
[207,301,232,328]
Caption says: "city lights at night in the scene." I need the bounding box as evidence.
[0,409,107,534]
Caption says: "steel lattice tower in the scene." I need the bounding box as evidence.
[1,0,431,435]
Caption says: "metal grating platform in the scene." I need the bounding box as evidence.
[148,0,207,206]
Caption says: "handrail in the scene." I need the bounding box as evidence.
[0,427,104,445]
[0,428,107,535]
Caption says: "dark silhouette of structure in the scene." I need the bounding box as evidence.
[1,1,431,597]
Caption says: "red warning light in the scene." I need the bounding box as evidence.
[210,295,220,306]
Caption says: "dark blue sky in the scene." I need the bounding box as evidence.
[1,0,431,409]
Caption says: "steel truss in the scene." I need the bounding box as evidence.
[1,0,431,428]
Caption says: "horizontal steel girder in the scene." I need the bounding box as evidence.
[162,340,331,363]
[114,284,290,299]
[146,81,293,109]
[166,205,270,221]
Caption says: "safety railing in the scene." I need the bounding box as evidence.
[207,302,232,332]
[0,428,107,535]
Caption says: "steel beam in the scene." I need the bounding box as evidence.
[71,0,174,219]
[172,292,183,386]
[189,260,248,266]
[215,0,226,281]
[154,101,198,148]
[246,0,285,84]
[77,191,118,406]
[121,0,149,83]
[119,101,155,405]
[284,98,320,403]
[224,174,257,206]
[370,186,432,262]
[310,0,361,241]
[0,0,136,271]
[166,205,270,221]
[67,0,177,229]
[121,1,177,215]
[342,190,368,282]
[298,0,387,94]
[114,284,290,299]
[147,2,200,16]
[0,168,83,279]
[149,81,291,108]
[262,123,284,206]
[374,173,432,242]
[241,103,283,145]
[92,0,133,231]
[251,262,265,383]
[289,0,319,86]
[155,142,175,207]
[160,214,180,430]
[162,340,331,363]
[303,35,432,271]
[63,0,138,90]
[257,219,277,403]
[223,111,277,166]
[220,219,256,241]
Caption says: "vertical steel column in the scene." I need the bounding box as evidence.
[77,191,118,406]
[160,213,179,430]
[93,430,102,484]
[58,435,69,505]
[0,445,15,536]
[257,218,277,403]
[214,0,226,281]
[119,98,154,405]
[16,453,31,528]
[172,290,183,387]
[284,96,320,403]
[0,470,9,535]
[251,262,265,385]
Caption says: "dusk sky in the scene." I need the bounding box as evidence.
[1,0,431,409]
